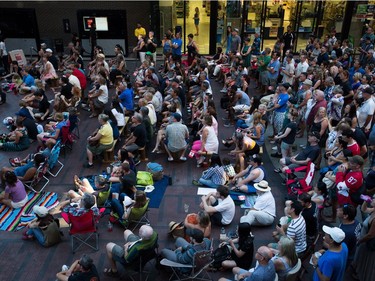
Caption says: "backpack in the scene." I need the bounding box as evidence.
[147,162,164,181]
[136,171,154,186]
[210,244,231,269]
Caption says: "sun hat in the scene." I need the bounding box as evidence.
[322,225,345,243]
[33,205,48,217]
[168,221,183,233]
[254,180,271,192]
[302,79,313,86]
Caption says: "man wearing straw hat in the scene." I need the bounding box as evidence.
[240,180,276,226]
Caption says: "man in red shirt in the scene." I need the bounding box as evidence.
[341,129,360,156]
[336,155,364,205]
[70,62,87,91]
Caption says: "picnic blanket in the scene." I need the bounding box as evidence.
[0,191,59,232]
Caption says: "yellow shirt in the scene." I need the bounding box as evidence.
[99,123,114,145]
[134,27,146,38]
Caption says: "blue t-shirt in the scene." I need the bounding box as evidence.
[119,88,134,111]
[313,243,348,281]
[267,59,280,80]
[275,93,289,112]
[252,37,261,55]
[23,74,35,87]
[245,260,276,281]
[339,221,361,262]
[171,38,182,56]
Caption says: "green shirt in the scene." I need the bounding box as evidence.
[125,231,158,263]
[258,55,271,72]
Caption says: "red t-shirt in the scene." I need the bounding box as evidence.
[347,142,360,156]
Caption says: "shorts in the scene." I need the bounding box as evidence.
[11,195,28,209]
[246,184,256,193]
[14,162,34,177]
[93,98,104,109]
[284,157,300,170]
[112,233,140,264]
[87,142,113,155]
[281,142,292,152]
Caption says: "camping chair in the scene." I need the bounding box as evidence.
[60,123,74,156]
[47,141,64,177]
[299,234,320,280]
[125,234,159,281]
[65,209,99,254]
[285,258,302,281]
[285,161,315,196]
[122,198,151,231]
[69,115,80,139]
[24,161,50,193]
[160,249,213,281]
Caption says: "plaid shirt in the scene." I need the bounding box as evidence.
[63,205,100,218]
[201,166,227,185]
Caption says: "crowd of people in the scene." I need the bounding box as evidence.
[0,20,375,281]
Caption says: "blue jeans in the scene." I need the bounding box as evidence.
[27,228,46,246]
[110,193,127,219]
[161,237,190,262]
[236,120,249,129]
[198,178,219,188]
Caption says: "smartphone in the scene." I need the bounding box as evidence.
[277,223,281,227]
[360,194,372,203]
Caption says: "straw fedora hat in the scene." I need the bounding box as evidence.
[254,180,271,192]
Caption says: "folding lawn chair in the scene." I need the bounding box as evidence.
[286,161,315,196]
[23,161,50,193]
[160,249,213,281]
[47,141,64,177]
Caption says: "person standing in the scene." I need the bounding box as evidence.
[171,32,182,62]
[89,21,97,60]
[230,28,242,55]
[0,36,9,73]
[134,22,146,41]
[146,31,158,63]
[282,26,295,57]
[193,7,200,36]
[311,226,348,281]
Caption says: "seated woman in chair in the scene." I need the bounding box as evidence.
[36,112,67,150]
[109,190,148,223]
[1,153,46,186]
[0,171,28,209]
[59,192,100,219]
[22,205,62,247]
[270,236,298,281]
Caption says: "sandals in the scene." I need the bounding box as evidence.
[103,268,119,278]
[9,157,22,167]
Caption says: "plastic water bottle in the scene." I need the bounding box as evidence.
[220,227,226,241]
[107,221,113,232]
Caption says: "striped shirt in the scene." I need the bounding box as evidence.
[201,165,227,185]
[287,215,306,253]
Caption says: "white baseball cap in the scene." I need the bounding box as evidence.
[322,225,345,243]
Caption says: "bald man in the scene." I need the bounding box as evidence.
[219,246,276,281]
[104,225,157,277]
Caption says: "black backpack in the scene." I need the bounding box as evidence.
[210,245,231,269]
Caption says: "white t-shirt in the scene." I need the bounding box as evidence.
[295,61,309,77]
[0,41,7,56]
[253,191,276,217]
[357,97,375,129]
[214,196,235,225]
[111,108,125,127]
[68,74,81,89]
[146,103,157,125]
[98,84,108,104]
[282,62,295,85]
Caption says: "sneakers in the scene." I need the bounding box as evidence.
[134,158,141,166]
[83,163,93,168]
[271,146,278,150]
[180,156,187,161]
[62,265,69,271]
[192,180,200,186]
[168,157,174,162]
[224,123,234,128]
[220,88,227,93]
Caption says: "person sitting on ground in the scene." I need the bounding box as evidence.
[200,185,235,226]
[192,154,227,188]
[274,131,320,174]
[219,246,276,281]
[240,180,276,227]
[184,210,212,240]
[231,154,266,193]
[220,222,254,271]
[15,111,38,142]
[22,205,61,247]
[104,225,157,277]
[85,114,114,168]
[56,254,100,281]
[19,66,36,94]
[0,171,28,209]
[270,236,298,281]
[0,117,30,152]
[32,89,51,121]
[163,112,189,162]
[161,228,211,265]
[1,153,46,186]
[109,161,137,200]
